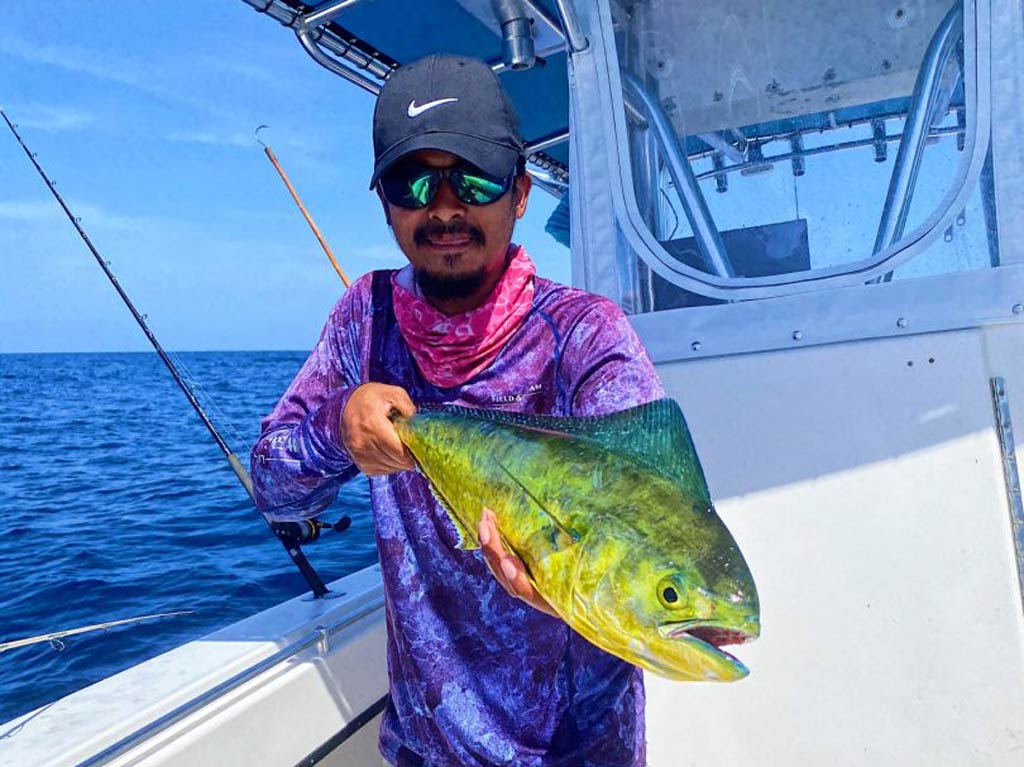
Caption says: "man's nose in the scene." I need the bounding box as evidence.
[427,174,466,218]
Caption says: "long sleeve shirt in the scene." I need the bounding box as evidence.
[252,264,665,767]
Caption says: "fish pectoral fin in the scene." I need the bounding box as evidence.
[520,523,579,560]
[493,458,579,543]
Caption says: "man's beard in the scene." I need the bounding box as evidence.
[414,265,488,301]
[413,218,488,301]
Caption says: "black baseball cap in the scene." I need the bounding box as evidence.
[369,54,525,189]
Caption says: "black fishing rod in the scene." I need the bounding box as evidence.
[1,107,341,599]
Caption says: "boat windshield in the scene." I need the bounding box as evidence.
[611,0,993,308]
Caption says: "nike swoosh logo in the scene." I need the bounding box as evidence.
[407,98,458,118]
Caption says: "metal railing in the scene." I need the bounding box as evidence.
[622,74,733,278]
[873,1,965,279]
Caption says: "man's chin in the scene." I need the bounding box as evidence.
[414,266,486,302]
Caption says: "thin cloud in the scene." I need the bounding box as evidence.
[163,129,313,153]
[0,199,155,232]
[0,200,54,222]
[165,130,257,149]
[195,57,292,90]
[0,34,232,119]
[13,104,95,133]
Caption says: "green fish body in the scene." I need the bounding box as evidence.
[392,398,760,682]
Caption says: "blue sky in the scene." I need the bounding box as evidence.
[0,1,568,353]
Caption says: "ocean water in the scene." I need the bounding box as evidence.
[0,352,377,724]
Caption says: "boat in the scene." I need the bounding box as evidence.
[3,0,1023,764]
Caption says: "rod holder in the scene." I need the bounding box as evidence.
[872,119,888,163]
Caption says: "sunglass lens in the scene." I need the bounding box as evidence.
[453,169,509,204]
[407,171,437,207]
[381,167,438,208]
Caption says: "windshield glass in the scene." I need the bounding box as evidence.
[612,0,992,308]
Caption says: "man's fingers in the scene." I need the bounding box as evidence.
[478,511,515,595]
[387,386,417,418]
[479,510,530,599]
[375,421,416,470]
[342,383,417,476]
[478,509,559,618]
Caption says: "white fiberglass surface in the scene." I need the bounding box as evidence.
[644,326,1024,765]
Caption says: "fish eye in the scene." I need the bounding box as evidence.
[657,575,687,609]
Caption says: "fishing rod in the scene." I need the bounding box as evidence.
[1,107,343,599]
[0,611,195,653]
[255,125,352,287]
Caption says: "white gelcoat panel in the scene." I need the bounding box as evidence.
[0,566,388,767]
[644,327,1024,765]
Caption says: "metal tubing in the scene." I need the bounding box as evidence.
[75,594,386,767]
[872,2,964,257]
[526,171,567,198]
[490,42,566,74]
[301,0,366,28]
[243,0,391,82]
[712,153,728,193]
[623,73,733,278]
[789,134,805,177]
[990,378,1024,618]
[295,26,381,95]
[552,0,589,52]
[526,130,569,154]
[693,124,963,183]
[980,144,1000,266]
[698,132,744,164]
[516,0,564,39]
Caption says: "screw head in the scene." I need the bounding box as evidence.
[691,341,703,352]
[896,317,908,329]
[1013,304,1024,315]
[792,330,803,341]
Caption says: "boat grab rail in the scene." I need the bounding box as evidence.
[873,1,965,278]
[622,73,734,279]
[243,0,389,93]
[75,592,387,767]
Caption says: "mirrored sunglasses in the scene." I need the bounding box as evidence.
[379,163,514,209]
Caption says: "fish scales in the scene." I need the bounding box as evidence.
[393,399,760,682]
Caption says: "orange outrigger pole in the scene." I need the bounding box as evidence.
[255,125,351,288]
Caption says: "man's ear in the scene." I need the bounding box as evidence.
[374,185,392,226]
[513,173,531,219]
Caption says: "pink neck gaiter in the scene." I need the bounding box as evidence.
[391,245,536,388]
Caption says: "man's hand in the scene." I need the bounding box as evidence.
[341,383,417,475]
[478,508,559,618]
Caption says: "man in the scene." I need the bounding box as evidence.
[252,54,664,767]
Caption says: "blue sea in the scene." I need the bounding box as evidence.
[0,352,377,724]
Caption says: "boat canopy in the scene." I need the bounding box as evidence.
[242,0,571,191]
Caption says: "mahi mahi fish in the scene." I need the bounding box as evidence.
[392,397,760,682]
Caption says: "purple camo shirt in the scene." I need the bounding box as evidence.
[251,263,664,766]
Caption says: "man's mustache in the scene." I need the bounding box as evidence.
[414,219,485,246]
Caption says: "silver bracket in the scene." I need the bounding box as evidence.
[990,377,1024,614]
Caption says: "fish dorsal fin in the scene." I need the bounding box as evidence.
[422,398,711,504]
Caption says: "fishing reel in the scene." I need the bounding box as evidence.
[270,515,351,547]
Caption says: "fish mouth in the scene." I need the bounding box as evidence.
[656,620,759,681]
[658,620,758,648]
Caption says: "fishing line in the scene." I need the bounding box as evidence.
[1,106,333,598]
[166,350,251,453]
